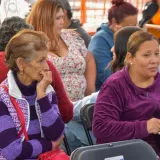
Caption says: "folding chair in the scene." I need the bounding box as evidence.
[71,139,158,160]
[63,134,71,155]
[80,103,95,145]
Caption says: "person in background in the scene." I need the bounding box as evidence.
[146,0,160,39]
[93,31,160,156]
[58,0,91,48]
[27,0,96,102]
[0,29,65,159]
[0,16,73,123]
[88,0,138,91]
[110,26,142,73]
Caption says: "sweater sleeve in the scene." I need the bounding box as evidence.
[92,82,149,144]
[47,60,73,123]
[0,101,52,160]
[37,92,65,141]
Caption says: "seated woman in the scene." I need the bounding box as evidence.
[93,31,160,155]
[0,29,65,159]
[67,26,143,150]
[88,0,138,91]
[74,26,143,120]
[26,0,96,102]
[0,16,73,123]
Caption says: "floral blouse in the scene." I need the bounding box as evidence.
[48,30,88,102]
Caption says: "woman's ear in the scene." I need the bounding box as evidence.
[16,57,26,73]
[124,52,133,66]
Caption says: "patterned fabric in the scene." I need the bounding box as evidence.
[0,80,29,139]
[48,30,88,101]
[0,71,65,159]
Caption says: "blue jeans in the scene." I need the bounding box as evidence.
[64,92,98,152]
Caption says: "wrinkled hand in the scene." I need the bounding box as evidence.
[51,135,64,150]
[36,71,52,99]
[147,118,160,134]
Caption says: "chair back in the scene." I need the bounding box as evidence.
[80,103,94,145]
[71,139,158,160]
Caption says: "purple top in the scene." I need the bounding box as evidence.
[0,72,65,159]
[93,66,160,155]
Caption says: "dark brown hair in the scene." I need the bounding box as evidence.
[0,16,33,51]
[111,26,142,73]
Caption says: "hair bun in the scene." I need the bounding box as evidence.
[111,0,124,5]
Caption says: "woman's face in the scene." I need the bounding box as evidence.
[130,40,160,78]
[22,50,49,82]
[54,8,64,35]
[119,14,138,27]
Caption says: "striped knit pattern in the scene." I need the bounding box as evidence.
[0,74,65,159]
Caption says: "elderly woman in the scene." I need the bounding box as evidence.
[0,29,65,159]
[0,16,73,123]
[93,31,160,155]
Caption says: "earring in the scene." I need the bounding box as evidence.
[130,62,133,65]
[20,69,24,75]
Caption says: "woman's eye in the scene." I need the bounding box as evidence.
[155,52,159,56]
[143,54,149,57]
[56,16,61,20]
[39,59,45,62]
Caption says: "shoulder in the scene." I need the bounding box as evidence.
[61,29,80,38]
[61,29,85,43]
[0,79,9,100]
[0,79,9,89]
[0,51,4,57]
[0,52,6,65]
[102,69,126,90]
[154,72,160,85]
[90,30,114,46]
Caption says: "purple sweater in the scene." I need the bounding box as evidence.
[0,73,65,159]
[93,67,160,154]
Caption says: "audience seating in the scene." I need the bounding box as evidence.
[70,139,158,160]
[80,103,95,145]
